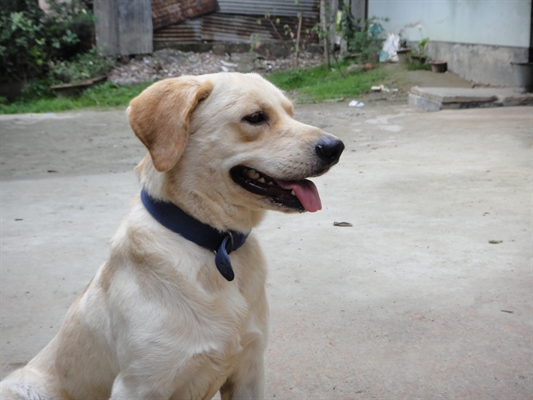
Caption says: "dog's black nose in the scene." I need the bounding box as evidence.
[315,137,345,165]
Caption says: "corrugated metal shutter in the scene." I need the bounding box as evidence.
[154,13,318,43]
[217,0,319,19]
[153,18,202,41]
[151,0,217,30]
[202,14,276,42]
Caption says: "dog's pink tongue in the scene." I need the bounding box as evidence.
[277,180,322,212]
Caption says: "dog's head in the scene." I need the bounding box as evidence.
[128,73,344,231]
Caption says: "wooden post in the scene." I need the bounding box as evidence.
[293,11,303,69]
[330,0,338,51]
[94,0,153,56]
[351,0,367,24]
[339,0,349,56]
[94,0,118,56]
[320,0,330,67]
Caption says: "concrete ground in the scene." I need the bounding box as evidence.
[0,102,532,399]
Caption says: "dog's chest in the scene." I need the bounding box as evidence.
[169,261,266,397]
[106,224,268,396]
[169,340,243,399]
[164,287,261,398]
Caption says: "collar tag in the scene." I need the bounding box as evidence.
[215,234,235,281]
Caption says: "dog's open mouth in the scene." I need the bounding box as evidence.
[230,165,322,212]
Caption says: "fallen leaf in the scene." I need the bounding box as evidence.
[334,222,353,227]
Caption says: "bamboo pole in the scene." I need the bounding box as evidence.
[293,11,303,69]
[320,0,330,67]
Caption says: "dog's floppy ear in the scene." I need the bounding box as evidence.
[127,77,213,172]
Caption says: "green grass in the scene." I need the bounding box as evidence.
[1,62,389,114]
[406,62,432,71]
[267,62,386,103]
[0,81,153,114]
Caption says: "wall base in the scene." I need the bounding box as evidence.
[153,40,322,57]
[425,41,529,87]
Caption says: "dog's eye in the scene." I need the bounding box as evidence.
[243,112,267,125]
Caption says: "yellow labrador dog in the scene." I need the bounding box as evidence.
[1,73,344,399]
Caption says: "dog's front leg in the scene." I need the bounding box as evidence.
[110,373,174,400]
[220,351,265,400]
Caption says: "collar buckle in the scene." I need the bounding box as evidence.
[224,232,234,254]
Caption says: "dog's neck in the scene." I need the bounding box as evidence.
[140,189,249,281]
[135,155,266,233]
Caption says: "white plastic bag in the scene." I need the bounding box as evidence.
[380,33,400,62]
[349,100,364,107]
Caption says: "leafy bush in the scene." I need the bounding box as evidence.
[347,17,388,64]
[0,5,47,82]
[19,78,55,100]
[44,0,95,59]
[48,48,115,84]
[0,0,96,83]
[339,6,388,64]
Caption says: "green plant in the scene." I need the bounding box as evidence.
[0,6,47,82]
[19,78,55,100]
[412,36,429,59]
[44,0,95,59]
[343,14,388,64]
[253,1,309,66]
[248,33,261,54]
[339,4,357,43]
[48,47,115,84]
[0,0,95,83]
[256,13,284,41]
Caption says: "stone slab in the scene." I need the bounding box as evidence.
[408,93,444,112]
[409,86,533,111]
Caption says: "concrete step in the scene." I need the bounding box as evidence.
[408,86,533,111]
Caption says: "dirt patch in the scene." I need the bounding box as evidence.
[108,49,474,105]
[108,49,324,85]
[355,63,474,105]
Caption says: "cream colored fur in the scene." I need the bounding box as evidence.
[0,72,341,400]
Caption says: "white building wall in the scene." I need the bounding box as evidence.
[368,0,530,48]
[368,0,532,86]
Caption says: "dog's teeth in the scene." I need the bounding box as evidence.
[291,190,295,196]
[244,167,262,181]
[258,177,266,184]
[268,181,274,186]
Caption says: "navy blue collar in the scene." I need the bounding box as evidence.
[140,189,249,281]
